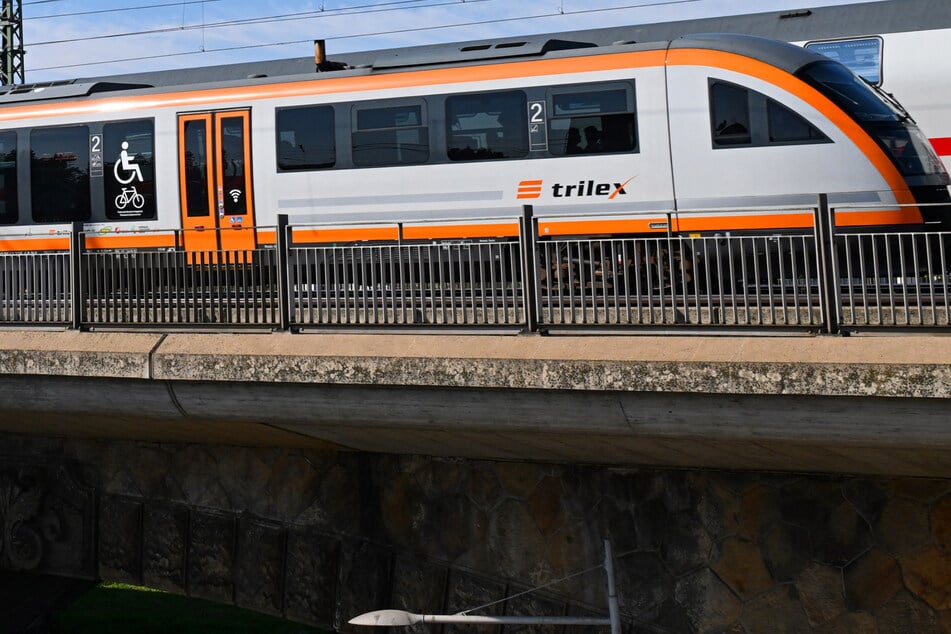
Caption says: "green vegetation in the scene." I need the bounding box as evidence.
[53,583,323,634]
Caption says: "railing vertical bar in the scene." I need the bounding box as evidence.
[0,255,8,323]
[339,247,349,325]
[924,234,936,326]
[69,222,83,329]
[942,234,950,326]
[447,245,457,325]
[385,244,392,325]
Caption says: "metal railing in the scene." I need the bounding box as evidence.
[0,247,70,325]
[0,200,947,334]
[80,247,283,328]
[536,233,823,329]
[288,239,524,328]
[834,231,951,328]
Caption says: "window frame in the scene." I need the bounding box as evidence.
[350,98,430,168]
[102,118,156,221]
[709,79,831,149]
[30,123,92,224]
[445,89,529,162]
[547,81,639,156]
[275,104,336,172]
[0,130,18,225]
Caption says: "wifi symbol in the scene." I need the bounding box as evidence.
[229,189,242,203]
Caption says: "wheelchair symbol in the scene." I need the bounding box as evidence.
[114,141,144,185]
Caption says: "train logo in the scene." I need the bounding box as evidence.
[517,176,637,200]
[517,180,543,199]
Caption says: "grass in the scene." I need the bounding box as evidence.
[53,582,324,634]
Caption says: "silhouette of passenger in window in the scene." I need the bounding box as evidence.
[584,126,602,153]
[565,127,583,154]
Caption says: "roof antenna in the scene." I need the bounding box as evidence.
[315,39,348,72]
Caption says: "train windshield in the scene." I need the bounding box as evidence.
[797,61,899,122]
[799,60,949,181]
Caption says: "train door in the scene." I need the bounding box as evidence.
[177,110,256,255]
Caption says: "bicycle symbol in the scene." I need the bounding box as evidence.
[115,186,145,211]
[114,141,144,185]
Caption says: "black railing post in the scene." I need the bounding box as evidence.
[69,221,84,330]
[519,205,540,333]
[814,194,841,334]
[276,214,291,331]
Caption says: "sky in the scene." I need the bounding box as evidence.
[22,0,878,83]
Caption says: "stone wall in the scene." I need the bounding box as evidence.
[2,433,950,632]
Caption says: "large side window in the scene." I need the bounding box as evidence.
[104,119,155,221]
[352,102,428,167]
[276,105,335,171]
[31,125,90,223]
[446,91,528,161]
[550,86,637,155]
[0,131,17,225]
[710,80,829,148]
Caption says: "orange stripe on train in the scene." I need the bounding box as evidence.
[0,237,70,252]
[83,233,177,250]
[402,223,518,240]
[0,51,669,122]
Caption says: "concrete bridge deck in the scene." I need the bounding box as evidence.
[0,330,950,476]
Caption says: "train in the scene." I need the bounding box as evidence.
[0,0,948,259]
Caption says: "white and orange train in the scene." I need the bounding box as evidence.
[0,0,948,256]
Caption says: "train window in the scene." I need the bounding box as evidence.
[30,125,90,223]
[352,103,428,167]
[276,105,335,171]
[0,132,17,225]
[219,116,248,216]
[550,87,637,155]
[805,38,883,86]
[710,80,829,148]
[710,82,751,146]
[797,61,899,123]
[182,119,210,217]
[767,100,828,144]
[446,91,528,161]
[104,119,155,221]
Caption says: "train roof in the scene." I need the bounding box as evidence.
[2,0,941,101]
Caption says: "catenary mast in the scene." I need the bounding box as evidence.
[1,0,23,85]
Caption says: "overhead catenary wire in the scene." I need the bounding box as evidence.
[28,0,703,73]
[26,0,489,46]
[27,0,224,21]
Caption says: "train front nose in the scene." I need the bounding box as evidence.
[911,183,951,228]
[884,125,951,229]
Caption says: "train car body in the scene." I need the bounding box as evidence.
[0,2,947,254]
